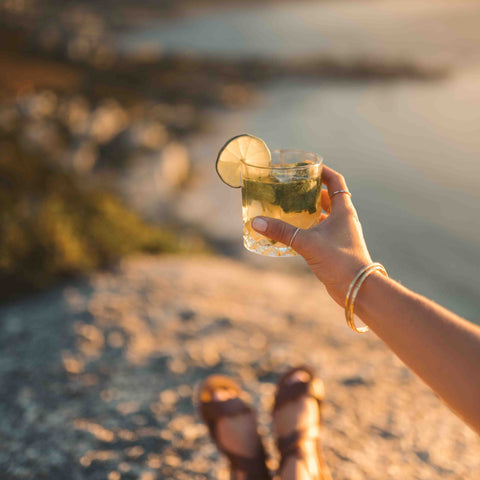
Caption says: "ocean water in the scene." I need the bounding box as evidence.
[120,0,480,321]
[119,0,480,68]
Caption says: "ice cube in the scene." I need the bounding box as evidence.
[246,200,265,219]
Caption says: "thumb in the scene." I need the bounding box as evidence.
[252,216,303,250]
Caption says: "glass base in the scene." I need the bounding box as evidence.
[243,233,297,257]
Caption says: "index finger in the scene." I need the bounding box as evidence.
[322,165,354,212]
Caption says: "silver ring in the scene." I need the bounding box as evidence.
[330,189,351,199]
[289,227,301,247]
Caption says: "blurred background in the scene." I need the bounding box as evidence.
[1,0,479,318]
[1,0,480,478]
[0,0,480,321]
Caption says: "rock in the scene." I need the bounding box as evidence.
[341,375,374,387]
[0,255,479,479]
[89,100,128,145]
[155,141,190,191]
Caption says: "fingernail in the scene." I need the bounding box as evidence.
[252,217,267,233]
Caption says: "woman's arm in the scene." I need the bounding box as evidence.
[356,272,480,433]
[252,166,480,434]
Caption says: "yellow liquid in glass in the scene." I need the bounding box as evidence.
[241,174,322,256]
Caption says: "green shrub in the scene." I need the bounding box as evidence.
[0,133,189,301]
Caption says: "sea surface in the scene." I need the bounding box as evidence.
[119,0,480,321]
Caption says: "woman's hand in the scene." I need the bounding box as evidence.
[252,166,373,306]
[255,166,480,434]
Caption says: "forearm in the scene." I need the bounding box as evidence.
[254,165,480,432]
[355,273,480,433]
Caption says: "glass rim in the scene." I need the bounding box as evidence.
[241,149,323,170]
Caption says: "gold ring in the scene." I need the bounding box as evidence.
[330,190,351,199]
[289,227,301,247]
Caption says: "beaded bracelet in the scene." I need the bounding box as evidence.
[344,262,388,333]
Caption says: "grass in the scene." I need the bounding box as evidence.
[0,131,202,302]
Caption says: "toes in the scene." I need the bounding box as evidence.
[199,374,241,403]
[212,387,237,402]
[285,369,311,385]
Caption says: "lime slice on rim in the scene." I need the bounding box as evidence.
[216,134,271,188]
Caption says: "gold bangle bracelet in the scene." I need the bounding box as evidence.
[344,262,388,333]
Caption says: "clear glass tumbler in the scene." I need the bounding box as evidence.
[241,149,323,257]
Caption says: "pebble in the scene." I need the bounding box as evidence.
[159,390,178,406]
[125,446,145,459]
[168,358,187,375]
[1,256,479,479]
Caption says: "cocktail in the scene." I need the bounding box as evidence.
[216,135,323,257]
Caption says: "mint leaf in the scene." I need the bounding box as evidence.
[242,176,321,214]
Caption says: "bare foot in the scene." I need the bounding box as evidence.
[199,376,269,480]
[213,388,264,460]
[273,369,330,480]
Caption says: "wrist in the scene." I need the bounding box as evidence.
[344,263,388,333]
[353,270,390,320]
[335,258,373,306]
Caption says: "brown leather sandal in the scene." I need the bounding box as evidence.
[198,375,270,480]
[273,366,331,480]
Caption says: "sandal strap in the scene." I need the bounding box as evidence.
[201,397,251,428]
[201,397,253,447]
[274,366,325,480]
[225,450,271,480]
[277,425,321,458]
[199,388,270,480]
